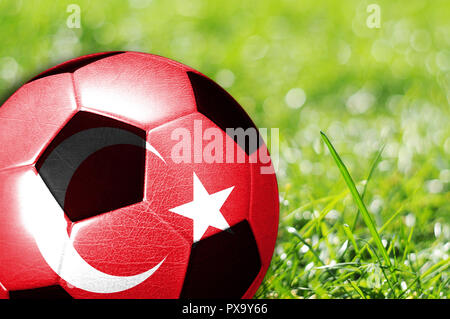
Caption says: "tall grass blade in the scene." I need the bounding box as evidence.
[349,281,367,299]
[351,144,385,231]
[320,131,394,275]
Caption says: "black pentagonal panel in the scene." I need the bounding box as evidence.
[180,220,261,298]
[9,285,73,299]
[27,52,125,83]
[187,71,262,155]
[36,111,146,222]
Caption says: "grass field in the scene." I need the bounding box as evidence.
[0,0,449,298]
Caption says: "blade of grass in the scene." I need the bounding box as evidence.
[320,131,396,280]
[420,257,450,280]
[343,224,360,256]
[402,226,414,263]
[387,235,398,268]
[288,228,325,266]
[351,144,385,231]
[349,281,367,299]
[357,204,405,257]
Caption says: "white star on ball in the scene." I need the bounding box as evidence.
[169,172,234,242]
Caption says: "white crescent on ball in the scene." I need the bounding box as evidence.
[20,132,167,294]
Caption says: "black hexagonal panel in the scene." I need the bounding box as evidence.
[180,220,261,298]
[36,111,146,222]
[8,285,72,299]
[187,71,262,156]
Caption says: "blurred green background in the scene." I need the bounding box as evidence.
[0,0,448,298]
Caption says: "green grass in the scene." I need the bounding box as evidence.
[0,0,449,299]
[321,132,397,285]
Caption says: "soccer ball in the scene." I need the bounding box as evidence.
[0,52,279,299]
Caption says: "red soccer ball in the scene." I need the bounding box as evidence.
[0,52,279,299]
